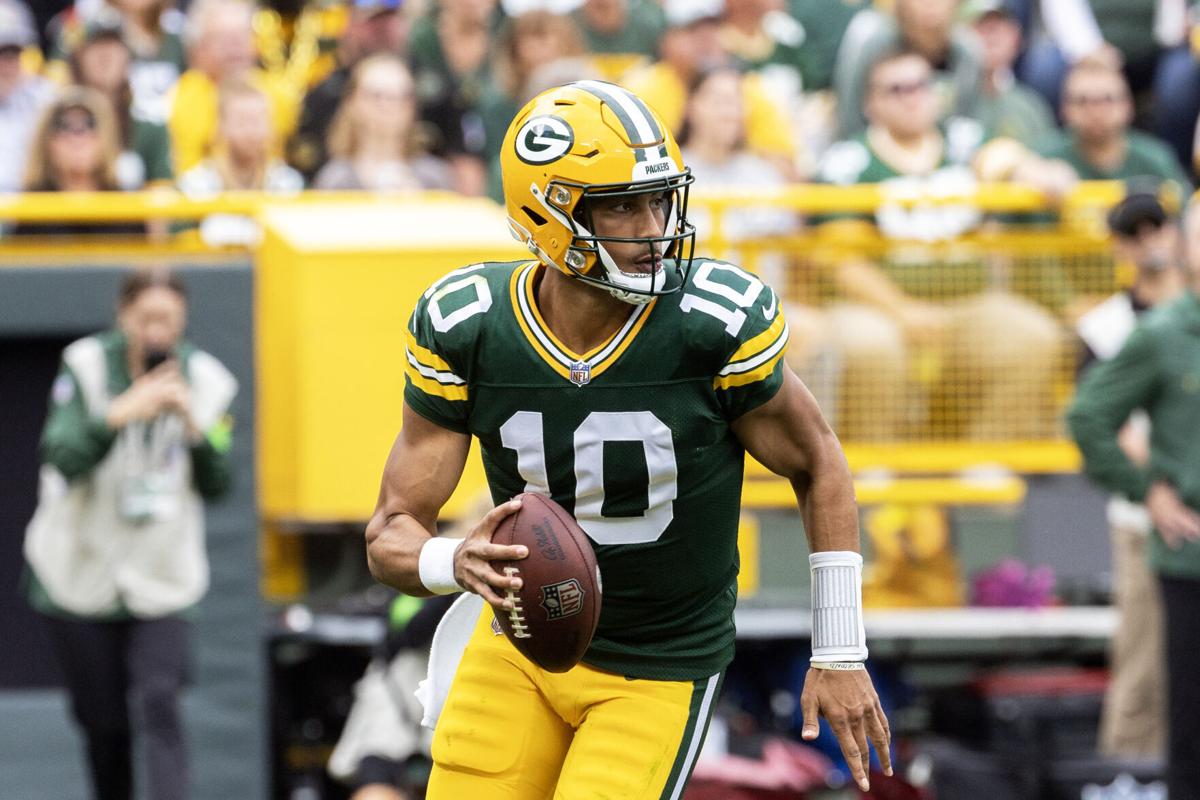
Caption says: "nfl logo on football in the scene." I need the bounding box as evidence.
[541,579,585,619]
[569,360,591,387]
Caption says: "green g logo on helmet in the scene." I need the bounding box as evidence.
[515,115,575,165]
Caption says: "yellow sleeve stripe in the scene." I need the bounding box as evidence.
[724,307,786,367]
[714,349,786,390]
[405,360,468,401]
[406,328,456,374]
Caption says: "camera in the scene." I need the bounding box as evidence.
[143,348,173,373]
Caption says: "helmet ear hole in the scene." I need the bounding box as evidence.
[522,206,548,227]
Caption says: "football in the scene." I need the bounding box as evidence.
[490,492,602,672]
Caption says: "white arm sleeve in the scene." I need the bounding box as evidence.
[1040,0,1105,62]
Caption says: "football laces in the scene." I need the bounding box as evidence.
[503,566,531,639]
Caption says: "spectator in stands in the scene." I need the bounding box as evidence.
[1068,197,1200,800]
[12,87,149,237]
[623,0,799,177]
[69,13,174,191]
[1021,0,1200,173]
[168,0,298,174]
[1036,61,1192,192]
[478,11,589,200]
[313,54,451,193]
[678,65,798,288]
[834,0,983,138]
[720,0,809,101]
[407,0,498,196]
[789,0,860,93]
[0,0,55,194]
[288,0,409,182]
[178,80,302,246]
[817,49,1068,441]
[570,0,663,82]
[1073,187,1185,762]
[23,267,237,800]
[48,0,186,124]
[969,0,1056,146]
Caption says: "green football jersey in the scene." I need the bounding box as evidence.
[405,258,788,680]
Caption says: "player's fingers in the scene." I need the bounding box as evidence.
[476,498,523,535]
[829,716,870,792]
[462,573,508,609]
[868,701,893,776]
[799,682,820,740]
[851,709,871,783]
[465,559,523,594]
[471,542,529,563]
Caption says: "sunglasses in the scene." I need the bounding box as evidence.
[873,76,933,98]
[51,113,97,135]
[0,44,22,58]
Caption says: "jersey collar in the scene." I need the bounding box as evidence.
[508,262,655,383]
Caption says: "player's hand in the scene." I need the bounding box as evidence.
[800,667,892,792]
[1146,481,1200,549]
[452,498,528,608]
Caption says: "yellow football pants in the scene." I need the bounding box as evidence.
[427,606,722,800]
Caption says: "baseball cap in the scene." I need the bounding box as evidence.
[962,0,1017,22]
[352,0,403,15]
[664,0,723,28]
[0,0,36,50]
[1107,191,1171,238]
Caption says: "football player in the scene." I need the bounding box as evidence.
[366,80,891,799]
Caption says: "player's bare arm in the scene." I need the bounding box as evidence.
[365,402,526,607]
[731,365,893,790]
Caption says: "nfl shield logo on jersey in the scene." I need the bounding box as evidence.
[569,360,591,386]
[540,579,585,620]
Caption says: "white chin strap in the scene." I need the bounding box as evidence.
[596,240,666,306]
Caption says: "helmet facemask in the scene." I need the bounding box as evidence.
[532,171,697,305]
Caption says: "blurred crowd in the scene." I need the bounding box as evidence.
[1,0,1198,238]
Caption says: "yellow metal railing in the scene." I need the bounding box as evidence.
[1,183,1133,471]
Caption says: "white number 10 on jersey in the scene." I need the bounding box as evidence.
[499,410,678,545]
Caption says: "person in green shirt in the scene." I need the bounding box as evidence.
[968,0,1056,146]
[833,0,983,138]
[1020,0,1200,174]
[67,17,174,190]
[406,0,502,196]
[1067,199,1200,799]
[570,0,663,81]
[817,49,1070,441]
[22,268,237,800]
[1035,60,1192,194]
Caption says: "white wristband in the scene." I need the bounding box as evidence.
[418,537,464,595]
[810,551,868,663]
[811,661,867,671]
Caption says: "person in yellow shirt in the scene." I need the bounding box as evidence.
[167,0,299,174]
[621,0,799,177]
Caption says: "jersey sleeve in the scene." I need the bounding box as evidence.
[685,260,789,420]
[403,282,473,434]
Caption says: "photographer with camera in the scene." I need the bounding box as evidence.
[22,267,237,800]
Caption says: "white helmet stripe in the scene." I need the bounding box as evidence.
[573,80,661,147]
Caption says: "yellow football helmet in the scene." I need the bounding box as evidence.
[500,81,696,305]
